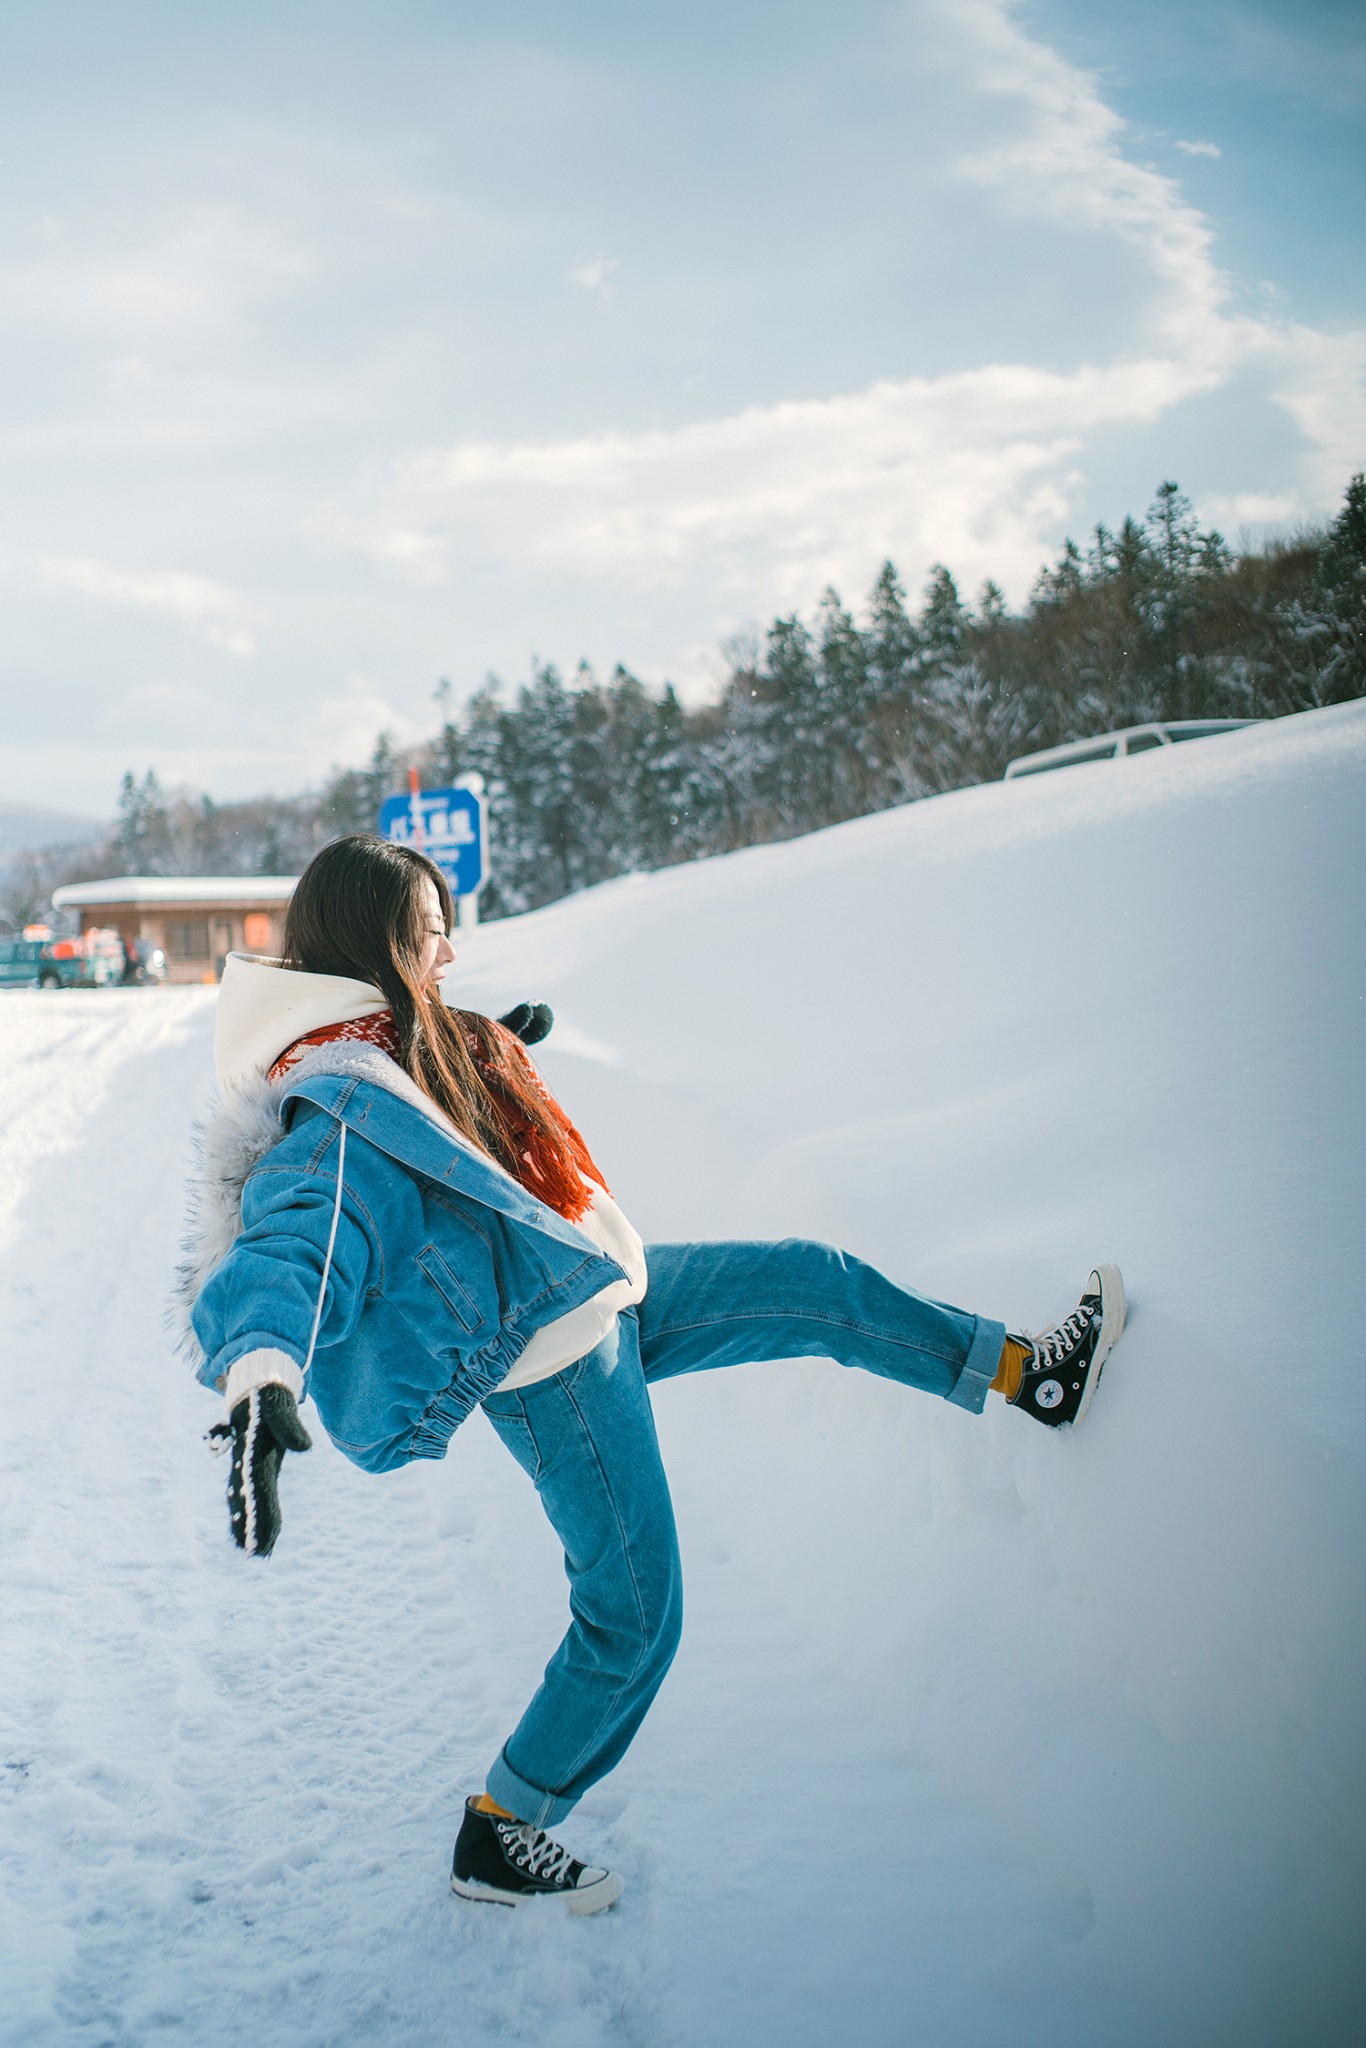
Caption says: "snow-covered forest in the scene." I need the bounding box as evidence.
[9,476,1364,928]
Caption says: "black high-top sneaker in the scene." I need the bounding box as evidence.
[1008,1264,1126,1428]
[451,1798,623,1914]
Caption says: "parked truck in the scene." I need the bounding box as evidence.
[0,927,137,990]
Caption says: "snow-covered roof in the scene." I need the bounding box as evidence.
[51,875,299,908]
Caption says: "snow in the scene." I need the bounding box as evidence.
[2,700,1364,2047]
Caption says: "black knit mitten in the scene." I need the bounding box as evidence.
[497,1002,554,1047]
[208,1384,312,1558]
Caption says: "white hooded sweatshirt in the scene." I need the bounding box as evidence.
[212,954,646,1401]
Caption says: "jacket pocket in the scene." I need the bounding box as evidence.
[415,1244,485,1332]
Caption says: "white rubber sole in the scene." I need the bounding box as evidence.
[1070,1262,1127,1428]
[451,1869,624,1916]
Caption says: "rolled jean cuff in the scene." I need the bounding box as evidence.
[947,1314,1007,1414]
[486,1746,578,1830]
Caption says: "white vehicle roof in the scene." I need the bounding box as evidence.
[51,875,299,908]
[1004,720,1259,779]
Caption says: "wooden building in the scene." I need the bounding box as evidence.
[50,876,298,984]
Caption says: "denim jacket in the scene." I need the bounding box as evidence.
[179,1045,629,1474]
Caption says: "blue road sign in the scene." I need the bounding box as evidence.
[379,785,486,896]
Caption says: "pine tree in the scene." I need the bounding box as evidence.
[1144,481,1203,718]
[1030,538,1084,608]
[813,587,879,821]
[604,668,691,872]
[320,732,403,839]
[861,561,925,799]
[1313,472,1366,702]
[914,566,972,791]
[918,564,967,666]
[116,770,174,873]
[455,683,518,915]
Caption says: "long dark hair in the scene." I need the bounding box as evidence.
[282,835,572,1184]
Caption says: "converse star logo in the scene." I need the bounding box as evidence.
[1036,1380,1064,1409]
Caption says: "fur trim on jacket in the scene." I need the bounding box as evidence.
[168,1041,485,1368]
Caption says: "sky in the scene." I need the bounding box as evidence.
[1,0,1363,818]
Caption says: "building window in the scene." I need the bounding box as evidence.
[168,921,211,958]
[243,912,273,951]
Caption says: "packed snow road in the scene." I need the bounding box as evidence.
[2,700,1363,2047]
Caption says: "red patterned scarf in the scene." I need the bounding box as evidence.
[269,1008,608,1223]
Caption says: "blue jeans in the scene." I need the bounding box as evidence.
[480,1238,1005,1828]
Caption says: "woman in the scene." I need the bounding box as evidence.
[178,834,1126,1917]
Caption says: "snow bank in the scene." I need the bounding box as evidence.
[1,701,1362,2046]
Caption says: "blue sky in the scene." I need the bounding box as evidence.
[2,0,1363,815]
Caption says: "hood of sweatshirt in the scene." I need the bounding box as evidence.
[214,952,387,1091]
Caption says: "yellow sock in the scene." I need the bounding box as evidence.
[472,1792,514,1818]
[991,1336,1032,1403]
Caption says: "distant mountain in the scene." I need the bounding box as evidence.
[0,804,106,857]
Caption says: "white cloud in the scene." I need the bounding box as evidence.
[4,0,1361,816]
[568,256,620,296]
[1267,326,1366,498]
[1,547,257,655]
[321,0,1362,616]
[332,355,1201,611]
[6,674,421,814]
[2,202,308,344]
[98,680,225,743]
[1196,489,1298,533]
[1175,140,1223,160]
[940,0,1237,364]
[306,675,422,769]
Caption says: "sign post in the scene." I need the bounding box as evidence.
[379,771,487,927]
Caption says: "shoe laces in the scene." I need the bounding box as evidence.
[497,1817,575,1882]
[1033,1299,1096,1370]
